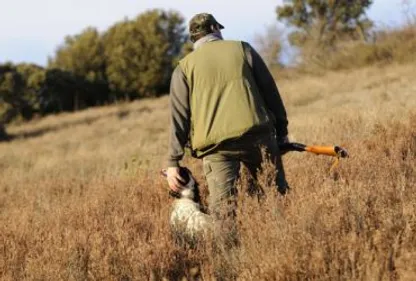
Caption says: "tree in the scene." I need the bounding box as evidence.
[0,64,31,123]
[0,63,29,140]
[277,0,374,47]
[15,63,46,115]
[104,9,186,99]
[49,27,109,108]
[0,123,7,140]
[254,24,284,68]
[40,68,80,113]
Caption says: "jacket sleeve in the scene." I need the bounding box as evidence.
[167,65,191,167]
[243,42,288,138]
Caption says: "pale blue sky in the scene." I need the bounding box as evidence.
[0,0,413,66]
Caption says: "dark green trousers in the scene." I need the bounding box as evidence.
[202,130,288,221]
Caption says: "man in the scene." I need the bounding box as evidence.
[166,13,289,229]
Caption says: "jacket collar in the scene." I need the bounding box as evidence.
[193,32,223,50]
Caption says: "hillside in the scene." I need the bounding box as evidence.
[1,63,415,280]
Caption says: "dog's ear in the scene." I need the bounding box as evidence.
[178,167,191,185]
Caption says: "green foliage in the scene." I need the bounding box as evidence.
[49,27,106,80]
[48,27,110,107]
[15,63,46,112]
[277,0,374,46]
[1,8,187,133]
[0,63,33,124]
[0,123,7,140]
[0,61,94,123]
[41,68,81,113]
[104,9,186,99]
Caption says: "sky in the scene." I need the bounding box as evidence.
[1,0,414,66]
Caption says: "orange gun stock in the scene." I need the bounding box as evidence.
[305,146,338,157]
[279,143,348,158]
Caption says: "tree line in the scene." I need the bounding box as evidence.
[2,1,398,139]
[0,9,190,139]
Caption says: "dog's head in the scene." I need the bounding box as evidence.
[161,167,201,203]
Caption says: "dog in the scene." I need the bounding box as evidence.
[161,167,213,241]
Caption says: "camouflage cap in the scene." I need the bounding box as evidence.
[189,13,224,38]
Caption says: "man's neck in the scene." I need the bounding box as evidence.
[193,32,223,50]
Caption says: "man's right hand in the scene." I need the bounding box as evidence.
[277,135,290,155]
[166,167,186,193]
[278,135,289,145]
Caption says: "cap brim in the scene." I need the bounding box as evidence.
[218,23,225,29]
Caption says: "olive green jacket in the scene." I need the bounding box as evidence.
[168,35,288,167]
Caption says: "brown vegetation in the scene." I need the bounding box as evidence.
[293,22,416,73]
[1,61,415,280]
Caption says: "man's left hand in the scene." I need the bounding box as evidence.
[166,167,185,193]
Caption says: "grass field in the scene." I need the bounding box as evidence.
[1,62,415,280]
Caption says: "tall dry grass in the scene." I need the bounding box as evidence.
[1,62,415,280]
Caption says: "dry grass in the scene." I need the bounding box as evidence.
[1,62,415,280]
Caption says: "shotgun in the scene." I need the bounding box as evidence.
[279,142,349,158]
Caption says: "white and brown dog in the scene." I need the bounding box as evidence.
[162,167,212,240]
